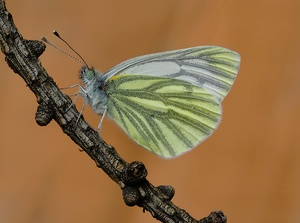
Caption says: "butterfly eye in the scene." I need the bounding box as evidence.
[79,66,96,83]
[85,69,95,80]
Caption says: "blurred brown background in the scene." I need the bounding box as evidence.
[0,1,299,223]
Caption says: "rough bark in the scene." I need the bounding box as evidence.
[0,1,226,222]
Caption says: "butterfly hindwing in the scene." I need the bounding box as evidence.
[105,74,221,158]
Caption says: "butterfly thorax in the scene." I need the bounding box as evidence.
[79,66,108,115]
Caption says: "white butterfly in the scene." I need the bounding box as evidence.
[78,46,240,158]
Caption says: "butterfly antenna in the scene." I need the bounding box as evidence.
[41,30,89,67]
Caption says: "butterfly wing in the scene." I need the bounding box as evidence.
[106,75,221,158]
[103,46,240,158]
[103,46,240,102]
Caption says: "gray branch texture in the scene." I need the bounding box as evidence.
[0,1,226,222]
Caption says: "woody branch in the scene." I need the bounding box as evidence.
[0,1,226,223]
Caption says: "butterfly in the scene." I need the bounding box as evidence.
[78,46,240,158]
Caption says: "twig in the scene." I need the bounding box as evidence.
[0,1,226,222]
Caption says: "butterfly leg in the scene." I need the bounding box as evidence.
[60,84,82,91]
[97,107,107,133]
[62,84,86,112]
[64,92,80,113]
[73,85,89,128]
[75,100,86,128]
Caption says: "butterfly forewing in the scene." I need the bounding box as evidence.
[103,46,240,102]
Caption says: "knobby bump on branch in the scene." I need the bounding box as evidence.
[0,1,226,223]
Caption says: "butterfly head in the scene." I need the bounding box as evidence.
[79,66,98,85]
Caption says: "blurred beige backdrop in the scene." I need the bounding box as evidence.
[0,1,300,223]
